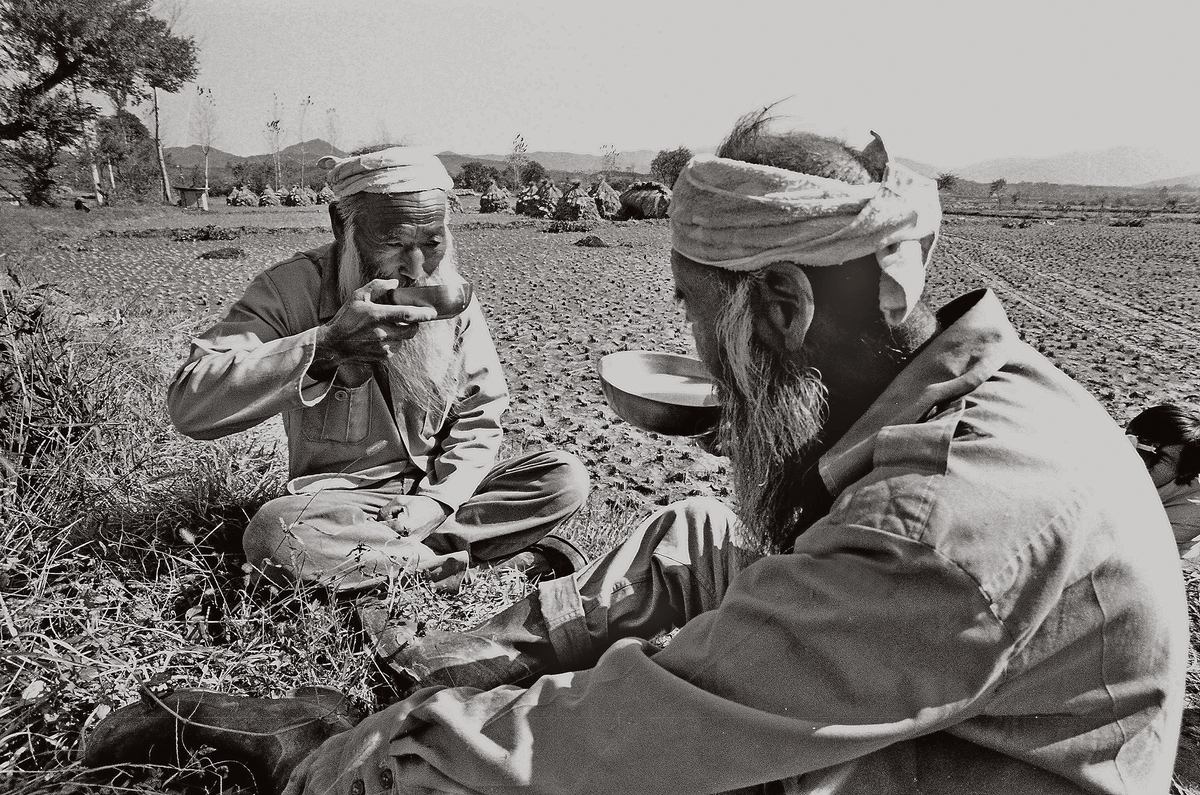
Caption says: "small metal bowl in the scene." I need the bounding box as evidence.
[388,282,473,320]
[598,350,721,436]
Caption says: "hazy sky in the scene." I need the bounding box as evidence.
[155,0,1200,170]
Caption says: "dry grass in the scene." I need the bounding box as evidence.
[0,249,643,793]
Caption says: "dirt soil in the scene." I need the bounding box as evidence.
[21,209,1200,513]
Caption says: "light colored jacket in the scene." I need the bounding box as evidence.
[166,244,508,510]
[355,289,1186,795]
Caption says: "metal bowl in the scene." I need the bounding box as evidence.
[598,350,721,436]
[387,282,473,320]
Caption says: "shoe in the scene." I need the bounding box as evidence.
[84,685,360,795]
[530,534,589,577]
[491,534,589,580]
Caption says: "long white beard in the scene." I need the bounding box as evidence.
[336,227,463,415]
[714,278,828,554]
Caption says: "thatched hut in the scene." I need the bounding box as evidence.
[619,181,671,219]
[554,180,601,222]
[589,177,622,219]
[516,178,561,218]
[479,181,511,214]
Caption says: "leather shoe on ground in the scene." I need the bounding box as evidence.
[84,685,360,795]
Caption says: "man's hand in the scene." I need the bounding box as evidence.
[281,712,388,795]
[310,279,438,381]
[378,495,451,543]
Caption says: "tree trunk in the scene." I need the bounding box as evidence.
[107,162,116,192]
[72,79,104,204]
[153,89,173,205]
[90,163,105,205]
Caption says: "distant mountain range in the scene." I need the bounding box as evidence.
[164,140,1200,189]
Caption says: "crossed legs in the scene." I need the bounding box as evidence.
[241,449,590,591]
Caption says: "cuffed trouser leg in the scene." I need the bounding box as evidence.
[536,496,760,669]
[381,497,758,693]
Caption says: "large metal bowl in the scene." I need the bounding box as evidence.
[598,350,721,436]
[388,282,473,320]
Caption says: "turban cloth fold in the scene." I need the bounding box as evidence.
[317,146,454,199]
[670,141,942,326]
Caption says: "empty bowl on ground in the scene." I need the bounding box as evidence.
[598,350,721,436]
[388,282,474,320]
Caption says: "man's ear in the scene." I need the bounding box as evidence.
[861,131,889,179]
[751,262,814,354]
[329,202,345,243]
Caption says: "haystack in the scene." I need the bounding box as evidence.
[226,186,260,207]
[282,185,314,206]
[479,181,511,214]
[447,191,464,213]
[589,177,622,219]
[619,181,671,219]
[554,180,601,222]
[316,185,335,204]
[259,186,282,207]
[516,178,561,218]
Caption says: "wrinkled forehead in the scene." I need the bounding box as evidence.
[354,190,447,239]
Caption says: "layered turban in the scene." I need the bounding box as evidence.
[317,146,454,199]
[670,135,942,326]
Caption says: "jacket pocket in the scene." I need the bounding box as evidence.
[302,382,371,443]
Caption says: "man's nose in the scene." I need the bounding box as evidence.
[397,247,424,281]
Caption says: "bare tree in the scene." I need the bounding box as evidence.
[189,86,218,196]
[600,143,619,175]
[265,94,284,190]
[298,95,313,186]
[507,133,528,186]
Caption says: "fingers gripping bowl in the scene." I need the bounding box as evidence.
[388,282,474,320]
[598,351,721,436]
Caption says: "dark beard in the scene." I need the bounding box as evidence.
[714,282,828,554]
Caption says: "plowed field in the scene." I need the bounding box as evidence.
[23,209,1200,512]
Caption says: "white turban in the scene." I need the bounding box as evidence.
[317,146,454,199]
[670,137,942,326]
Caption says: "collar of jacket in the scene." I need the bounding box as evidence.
[817,288,1020,497]
[304,243,341,324]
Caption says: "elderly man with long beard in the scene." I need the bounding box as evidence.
[90,117,1185,795]
[165,147,590,596]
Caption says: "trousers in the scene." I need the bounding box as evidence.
[242,449,589,592]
